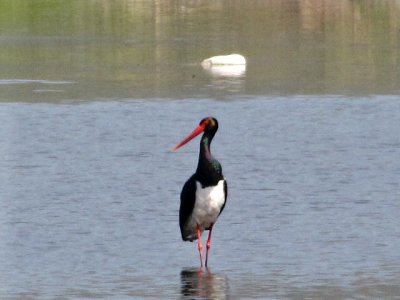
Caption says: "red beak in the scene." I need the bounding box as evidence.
[173,123,206,151]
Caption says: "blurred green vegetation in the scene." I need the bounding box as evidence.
[0,0,399,100]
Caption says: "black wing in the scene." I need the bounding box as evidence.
[179,174,197,240]
[218,179,228,217]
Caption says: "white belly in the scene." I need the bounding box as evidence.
[189,180,226,232]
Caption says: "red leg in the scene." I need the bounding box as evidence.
[205,224,213,268]
[196,224,203,268]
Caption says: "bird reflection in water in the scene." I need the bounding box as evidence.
[180,268,229,300]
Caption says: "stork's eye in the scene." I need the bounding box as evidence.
[199,117,217,131]
[200,117,210,126]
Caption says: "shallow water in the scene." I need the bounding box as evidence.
[1,97,400,298]
[1,0,400,298]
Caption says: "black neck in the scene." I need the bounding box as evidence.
[196,131,223,187]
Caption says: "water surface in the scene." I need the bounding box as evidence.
[1,97,400,298]
[1,0,400,299]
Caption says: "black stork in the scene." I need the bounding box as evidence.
[173,117,227,268]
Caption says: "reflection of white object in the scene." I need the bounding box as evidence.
[203,65,246,77]
[201,54,246,67]
[201,54,246,77]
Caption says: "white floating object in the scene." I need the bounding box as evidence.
[201,54,246,67]
[201,54,246,77]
